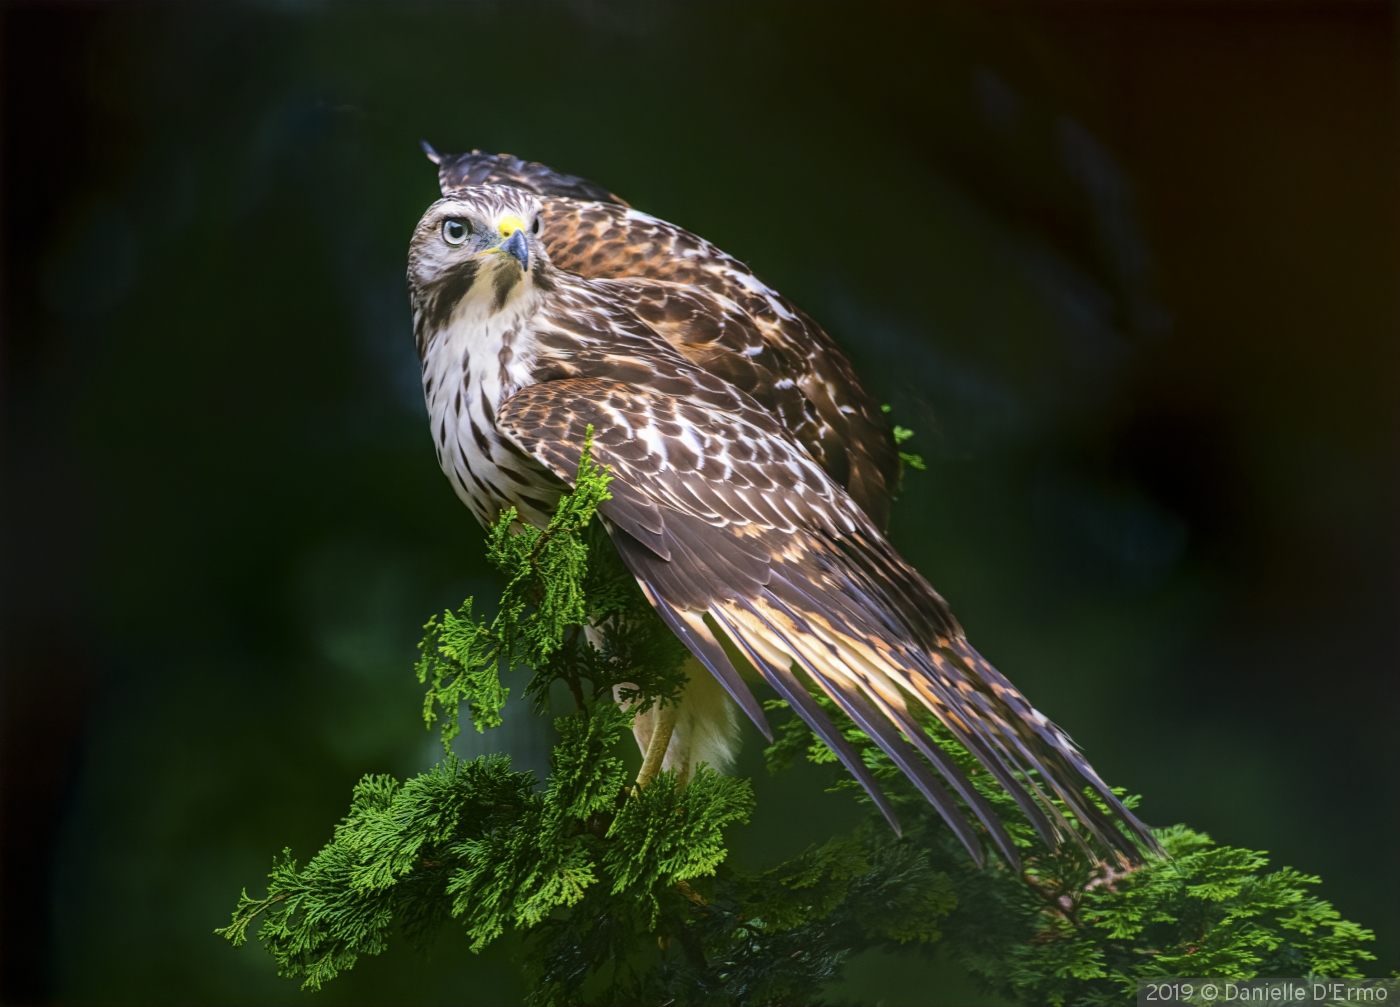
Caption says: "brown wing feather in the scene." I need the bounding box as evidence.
[593,277,883,501]
[537,203,898,530]
[495,377,1161,867]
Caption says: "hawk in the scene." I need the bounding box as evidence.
[407,149,1159,870]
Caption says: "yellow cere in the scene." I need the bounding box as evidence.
[497,215,526,237]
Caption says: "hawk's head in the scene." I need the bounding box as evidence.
[407,185,553,353]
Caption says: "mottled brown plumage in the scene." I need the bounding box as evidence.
[424,145,899,531]
[407,179,1159,870]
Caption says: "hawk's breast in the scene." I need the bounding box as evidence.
[421,311,561,529]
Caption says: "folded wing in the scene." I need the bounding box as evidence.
[496,377,1161,870]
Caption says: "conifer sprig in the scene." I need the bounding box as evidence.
[415,427,615,750]
[881,403,927,479]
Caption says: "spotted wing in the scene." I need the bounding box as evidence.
[538,201,900,529]
[588,277,895,527]
[495,377,1160,869]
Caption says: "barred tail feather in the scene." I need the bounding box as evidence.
[713,599,990,867]
[709,585,1156,864]
[706,606,908,840]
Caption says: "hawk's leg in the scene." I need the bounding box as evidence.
[636,699,677,788]
[619,656,740,788]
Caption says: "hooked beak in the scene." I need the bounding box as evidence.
[499,227,529,273]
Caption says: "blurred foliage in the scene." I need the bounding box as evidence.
[883,403,928,482]
[221,450,1375,1006]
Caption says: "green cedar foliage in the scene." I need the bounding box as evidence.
[220,431,1378,1005]
[881,403,927,478]
[764,697,1379,1006]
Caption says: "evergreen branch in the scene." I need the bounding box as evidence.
[883,404,927,480]
[222,432,1379,1006]
[215,886,288,947]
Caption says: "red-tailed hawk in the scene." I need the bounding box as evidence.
[408,149,1158,870]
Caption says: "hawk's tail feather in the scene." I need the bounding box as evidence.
[722,594,1027,867]
[756,582,1019,868]
[950,640,1162,858]
[638,580,772,741]
[903,651,1071,850]
[807,593,1145,860]
[910,649,1095,846]
[836,531,956,645]
[622,506,1009,862]
[878,696,1024,868]
[759,560,1078,851]
[925,641,1157,861]
[720,598,992,867]
[742,586,1021,865]
[593,478,1158,865]
[739,558,1153,863]
[705,605,907,841]
[797,534,1160,862]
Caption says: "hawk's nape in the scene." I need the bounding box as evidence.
[421,144,902,533]
[423,143,629,205]
[495,377,1162,871]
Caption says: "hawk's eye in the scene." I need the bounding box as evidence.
[531,216,542,235]
[442,219,470,245]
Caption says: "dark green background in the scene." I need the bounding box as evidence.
[3,3,1396,1004]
